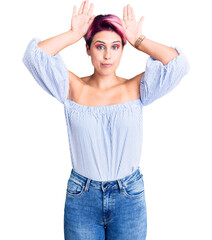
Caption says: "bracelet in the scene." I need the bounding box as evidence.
[135,35,146,49]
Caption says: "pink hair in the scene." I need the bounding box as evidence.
[84,14,126,49]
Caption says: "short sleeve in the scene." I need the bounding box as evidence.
[140,46,190,106]
[22,37,69,104]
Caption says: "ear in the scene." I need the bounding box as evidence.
[86,44,90,56]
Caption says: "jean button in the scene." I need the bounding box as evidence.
[103,183,107,188]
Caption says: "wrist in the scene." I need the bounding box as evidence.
[134,34,146,50]
[66,30,82,45]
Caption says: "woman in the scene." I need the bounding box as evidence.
[22,0,190,239]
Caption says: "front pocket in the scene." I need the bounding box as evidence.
[66,179,85,197]
[122,177,145,198]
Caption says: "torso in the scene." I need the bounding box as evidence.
[67,71,144,107]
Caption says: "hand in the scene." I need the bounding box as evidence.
[120,4,144,47]
[70,0,95,38]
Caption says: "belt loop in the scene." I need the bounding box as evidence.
[117,179,124,193]
[84,178,91,192]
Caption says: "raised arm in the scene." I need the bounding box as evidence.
[121,4,190,106]
[37,30,82,57]
[37,0,95,56]
[121,4,178,65]
[133,37,179,66]
[22,0,95,104]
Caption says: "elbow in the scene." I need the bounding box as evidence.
[163,49,179,66]
[164,47,190,76]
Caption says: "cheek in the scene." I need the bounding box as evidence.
[114,54,122,64]
[90,56,101,67]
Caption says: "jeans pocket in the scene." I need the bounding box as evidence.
[122,176,145,198]
[66,178,85,197]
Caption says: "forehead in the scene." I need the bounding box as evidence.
[93,30,121,44]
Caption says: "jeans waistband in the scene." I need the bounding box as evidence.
[68,167,143,193]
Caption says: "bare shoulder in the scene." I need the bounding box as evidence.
[68,70,82,85]
[115,72,145,87]
[67,71,97,99]
[67,70,84,99]
[67,70,145,100]
[126,72,145,92]
[68,70,145,88]
[129,72,145,85]
[118,72,145,99]
[68,70,92,85]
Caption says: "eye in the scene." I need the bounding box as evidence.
[96,45,105,50]
[112,45,120,50]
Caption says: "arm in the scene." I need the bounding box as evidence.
[139,46,190,106]
[121,5,190,106]
[37,30,82,56]
[22,0,95,104]
[121,4,179,65]
[22,30,81,104]
[37,0,95,56]
[134,37,179,66]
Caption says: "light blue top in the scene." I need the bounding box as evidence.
[22,38,190,181]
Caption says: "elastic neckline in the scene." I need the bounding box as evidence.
[66,98,140,108]
[64,98,142,113]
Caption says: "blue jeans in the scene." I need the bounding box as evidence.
[64,166,147,240]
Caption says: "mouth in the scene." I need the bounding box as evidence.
[101,63,112,67]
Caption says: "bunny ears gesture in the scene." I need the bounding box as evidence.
[70,1,144,47]
[71,0,95,37]
[121,4,145,47]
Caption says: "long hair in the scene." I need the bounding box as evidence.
[84,14,126,49]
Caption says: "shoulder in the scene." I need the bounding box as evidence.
[127,72,145,89]
[68,71,93,85]
[67,70,145,99]
[114,72,145,88]
[117,73,145,99]
[67,70,85,99]
[129,72,145,84]
[68,71,145,87]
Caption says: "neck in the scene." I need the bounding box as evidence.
[88,71,121,90]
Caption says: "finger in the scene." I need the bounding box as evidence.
[127,4,131,20]
[120,18,126,29]
[139,16,144,25]
[131,6,136,21]
[88,14,96,25]
[87,2,94,16]
[78,1,85,15]
[83,0,89,14]
[123,6,127,21]
[73,5,77,17]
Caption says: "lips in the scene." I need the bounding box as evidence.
[102,63,112,67]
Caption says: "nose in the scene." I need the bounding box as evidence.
[104,49,111,59]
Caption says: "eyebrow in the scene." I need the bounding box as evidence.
[94,40,121,44]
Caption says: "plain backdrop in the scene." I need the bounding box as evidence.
[1,0,212,239]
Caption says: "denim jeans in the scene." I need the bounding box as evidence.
[64,166,147,240]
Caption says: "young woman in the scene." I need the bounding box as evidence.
[22,0,190,239]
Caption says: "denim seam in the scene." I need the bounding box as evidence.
[69,177,84,186]
[103,188,114,223]
[122,187,145,198]
[66,185,85,197]
[125,175,142,187]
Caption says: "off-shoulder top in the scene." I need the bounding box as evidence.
[22,37,190,181]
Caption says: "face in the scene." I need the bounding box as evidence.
[86,30,124,74]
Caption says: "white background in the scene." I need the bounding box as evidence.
[1,0,212,239]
